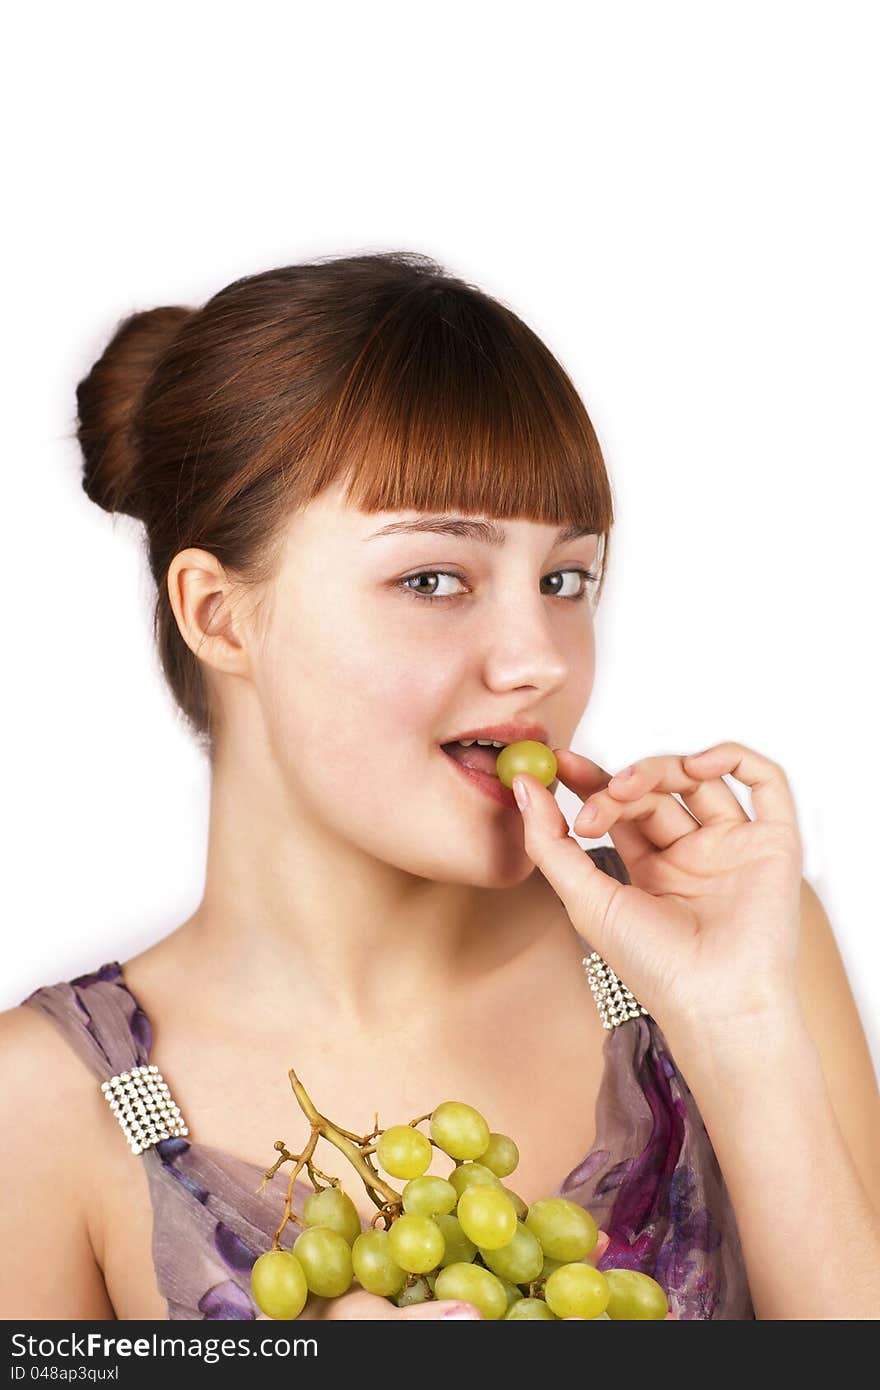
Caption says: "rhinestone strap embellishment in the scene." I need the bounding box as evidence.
[100,1064,189,1154]
[583,951,649,1029]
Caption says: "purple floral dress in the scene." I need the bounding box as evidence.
[20,847,754,1319]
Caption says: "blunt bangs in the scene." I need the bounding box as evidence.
[289,284,614,601]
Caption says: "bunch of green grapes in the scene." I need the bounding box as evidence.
[251,1100,669,1321]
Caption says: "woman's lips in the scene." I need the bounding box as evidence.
[439,744,519,809]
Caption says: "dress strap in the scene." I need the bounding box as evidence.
[20,960,189,1156]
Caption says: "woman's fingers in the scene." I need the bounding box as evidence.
[682,743,799,826]
[554,747,772,856]
[553,748,656,853]
[512,769,631,959]
[400,1300,483,1319]
[605,752,751,828]
[319,1288,484,1318]
[591,1228,611,1262]
[550,748,614,794]
[554,748,700,850]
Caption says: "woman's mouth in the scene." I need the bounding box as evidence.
[438,741,519,810]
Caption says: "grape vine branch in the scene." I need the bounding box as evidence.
[255,1063,439,1251]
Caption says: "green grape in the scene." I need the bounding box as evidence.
[402,1174,458,1217]
[434,1262,509,1320]
[604,1269,669,1320]
[498,1277,525,1310]
[292,1226,354,1299]
[250,1249,309,1320]
[430,1100,491,1160]
[448,1161,502,1198]
[478,1221,544,1284]
[504,1297,559,1320]
[544,1263,610,1319]
[525,1198,598,1261]
[375,1124,433,1179]
[592,1311,611,1319]
[479,1132,519,1178]
[393,1274,433,1307]
[302,1185,362,1246]
[501,1185,528,1220]
[456,1185,518,1249]
[387,1213,446,1273]
[496,740,558,790]
[433,1213,478,1266]
[540,1253,604,1289]
[351,1229,408,1297]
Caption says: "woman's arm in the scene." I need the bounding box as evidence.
[0,1006,118,1319]
[664,883,880,1320]
[791,878,880,1216]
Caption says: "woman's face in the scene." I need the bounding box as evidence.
[249,478,598,887]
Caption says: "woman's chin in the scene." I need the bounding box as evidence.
[425,842,539,891]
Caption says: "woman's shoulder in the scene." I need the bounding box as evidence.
[0,997,120,1314]
[0,997,111,1189]
[5,963,126,1108]
[17,959,149,1076]
[0,994,83,1075]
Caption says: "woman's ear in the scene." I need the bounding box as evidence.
[166,547,251,678]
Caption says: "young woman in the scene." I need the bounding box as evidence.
[3,252,879,1321]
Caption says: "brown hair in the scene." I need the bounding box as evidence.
[74,251,616,759]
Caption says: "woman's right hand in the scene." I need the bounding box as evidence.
[300,1288,483,1319]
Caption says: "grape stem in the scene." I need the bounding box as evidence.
[259,1064,435,1249]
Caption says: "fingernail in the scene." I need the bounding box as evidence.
[512,776,530,810]
[580,803,598,823]
[443,1305,481,1318]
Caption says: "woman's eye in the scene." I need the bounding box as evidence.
[398,569,597,605]
[542,570,597,600]
[400,571,467,601]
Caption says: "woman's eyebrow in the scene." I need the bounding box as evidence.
[364,516,597,546]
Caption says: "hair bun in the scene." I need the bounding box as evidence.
[76,305,192,520]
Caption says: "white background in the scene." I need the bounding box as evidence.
[5,2,878,1077]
